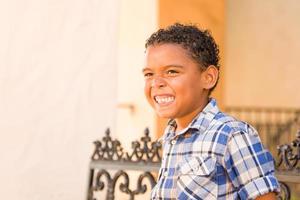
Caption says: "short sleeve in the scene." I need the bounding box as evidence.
[224,125,280,199]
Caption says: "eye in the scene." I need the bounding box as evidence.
[166,69,179,75]
[143,72,153,78]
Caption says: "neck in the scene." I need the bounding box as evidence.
[175,97,209,132]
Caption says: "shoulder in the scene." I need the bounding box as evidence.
[210,111,259,141]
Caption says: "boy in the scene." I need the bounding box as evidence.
[142,23,280,199]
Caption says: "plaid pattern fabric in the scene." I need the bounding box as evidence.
[151,99,280,200]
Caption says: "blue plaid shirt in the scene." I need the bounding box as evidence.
[151,98,280,200]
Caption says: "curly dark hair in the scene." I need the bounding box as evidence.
[145,23,220,68]
[145,23,220,92]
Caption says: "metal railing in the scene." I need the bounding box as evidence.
[87,129,161,200]
[275,130,300,200]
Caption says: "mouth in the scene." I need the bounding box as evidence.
[153,95,175,106]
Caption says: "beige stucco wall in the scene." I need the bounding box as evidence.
[0,0,120,199]
[225,0,300,107]
[0,0,158,199]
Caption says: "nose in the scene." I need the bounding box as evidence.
[150,76,166,88]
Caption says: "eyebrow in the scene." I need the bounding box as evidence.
[142,65,184,73]
[142,67,151,73]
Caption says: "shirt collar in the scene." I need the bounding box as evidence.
[159,98,219,143]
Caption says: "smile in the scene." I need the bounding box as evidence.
[154,95,175,105]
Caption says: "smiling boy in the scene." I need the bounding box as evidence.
[143,23,280,200]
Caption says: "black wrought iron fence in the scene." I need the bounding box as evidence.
[87,129,161,200]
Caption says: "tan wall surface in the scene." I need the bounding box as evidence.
[225,0,300,107]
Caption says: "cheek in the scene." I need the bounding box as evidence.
[169,79,188,95]
[144,82,152,101]
[171,78,201,98]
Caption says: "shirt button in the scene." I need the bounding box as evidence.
[163,171,168,177]
[171,140,176,145]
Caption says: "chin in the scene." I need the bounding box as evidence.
[156,110,176,119]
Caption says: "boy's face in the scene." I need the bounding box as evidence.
[143,43,209,122]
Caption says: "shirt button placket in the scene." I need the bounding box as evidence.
[171,139,176,145]
[162,139,176,180]
[163,171,168,177]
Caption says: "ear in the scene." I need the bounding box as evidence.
[201,65,219,90]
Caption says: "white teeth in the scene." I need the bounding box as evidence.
[154,96,174,104]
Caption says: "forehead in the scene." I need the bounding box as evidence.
[144,43,195,67]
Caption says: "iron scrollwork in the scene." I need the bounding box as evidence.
[91,128,162,163]
[126,128,162,163]
[91,129,124,161]
[275,130,300,200]
[276,130,300,170]
[277,182,291,200]
[88,128,161,200]
[88,169,156,200]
